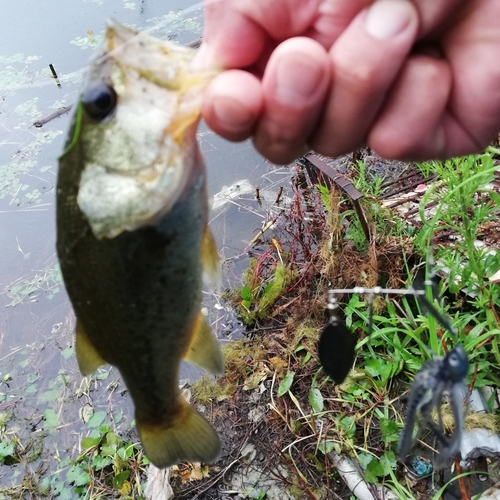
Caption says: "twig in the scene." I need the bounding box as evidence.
[276,443,319,500]
[186,36,202,48]
[184,424,258,499]
[378,174,439,200]
[189,458,240,499]
[469,362,479,392]
[350,458,381,500]
[248,214,281,246]
[331,454,398,500]
[33,106,72,127]
[275,186,284,204]
[453,458,471,500]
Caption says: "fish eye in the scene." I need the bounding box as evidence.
[81,83,118,121]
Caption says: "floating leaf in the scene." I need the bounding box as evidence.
[87,410,106,428]
[81,436,100,449]
[123,442,135,459]
[43,409,60,430]
[25,384,37,394]
[95,370,110,380]
[61,343,74,359]
[380,451,397,475]
[80,404,94,423]
[92,455,113,471]
[0,442,15,463]
[357,453,372,469]
[39,476,51,493]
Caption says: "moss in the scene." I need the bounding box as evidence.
[191,340,267,405]
[257,262,288,318]
[223,339,266,378]
[190,375,236,405]
[230,259,292,325]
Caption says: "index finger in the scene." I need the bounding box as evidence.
[199,0,369,68]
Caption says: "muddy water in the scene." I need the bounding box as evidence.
[0,0,291,493]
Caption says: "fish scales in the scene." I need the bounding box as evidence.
[56,20,223,468]
[58,175,206,414]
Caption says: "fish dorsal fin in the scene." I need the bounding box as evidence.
[184,312,224,374]
[202,228,221,288]
[75,320,107,376]
[137,396,220,468]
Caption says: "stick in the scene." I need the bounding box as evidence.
[33,106,72,128]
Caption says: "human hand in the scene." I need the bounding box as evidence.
[198,0,500,164]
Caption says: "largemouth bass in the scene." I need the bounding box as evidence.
[56,20,223,468]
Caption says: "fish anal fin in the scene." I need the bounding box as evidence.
[184,312,224,374]
[137,398,220,468]
[201,228,220,288]
[75,320,107,376]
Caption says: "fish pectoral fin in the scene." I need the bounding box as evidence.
[201,228,221,289]
[75,320,107,375]
[184,312,224,374]
[137,398,220,468]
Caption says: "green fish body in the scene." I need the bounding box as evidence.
[56,21,222,468]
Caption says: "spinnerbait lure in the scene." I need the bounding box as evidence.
[318,263,469,464]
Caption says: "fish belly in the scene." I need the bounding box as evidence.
[57,151,221,467]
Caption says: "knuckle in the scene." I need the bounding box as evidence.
[335,60,382,94]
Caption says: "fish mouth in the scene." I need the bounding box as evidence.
[104,18,136,51]
[74,20,217,240]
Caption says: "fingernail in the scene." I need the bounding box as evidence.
[275,55,324,105]
[365,0,414,40]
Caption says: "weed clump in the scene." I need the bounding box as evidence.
[191,340,267,404]
[199,150,500,500]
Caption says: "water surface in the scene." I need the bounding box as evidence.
[0,0,292,494]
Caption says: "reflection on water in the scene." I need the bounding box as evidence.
[0,0,292,494]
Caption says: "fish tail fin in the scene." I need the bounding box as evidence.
[137,398,220,468]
